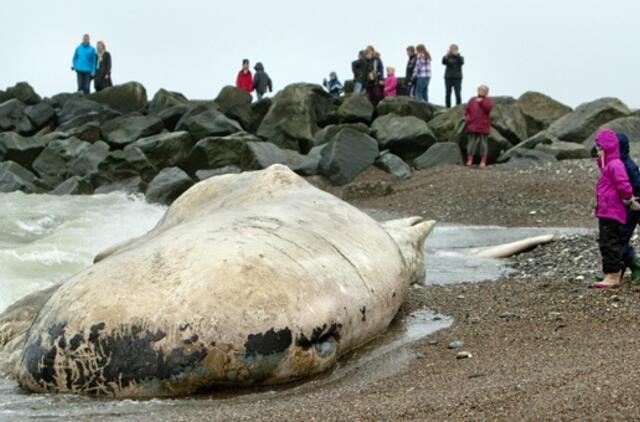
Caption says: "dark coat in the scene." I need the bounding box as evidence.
[351,58,368,85]
[253,63,272,95]
[367,57,384,84]
[405,54,417,83]
[618,132,640,197]
[94,51,113,91]
[442,53,464,79]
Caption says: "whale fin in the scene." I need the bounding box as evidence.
[383,217,437,284]
[464,234,555,258]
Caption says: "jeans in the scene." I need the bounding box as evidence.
[445,78,462,108]
[599,218,624,273]
[256,92,264,101]
[76,71,92,95]
[621,209,639,264]
[415,77,430,103]
[353,82,364,95]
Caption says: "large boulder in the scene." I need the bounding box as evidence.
[66,121,103,143]
[102,115,165,148]
[547,97,630,143]
[195,166,242,181]
[145,167,194,205]
[375,150,412,180]
[126,131,193,170]
[371,114,438,161]
[57,98,114,125]
[496,131,557,163]
[257,84,334,153]
[293,144,327,176]
[94,176,146,195]
[0,161,40,193]
[452,122,512,164]
[175,109,242,141]
[89,82,148,114]
[337,95,374,124]
[427,106,465,142]
[24,102,56,130]
[52,176,94,195]
[491,97,529,145]
[0,99,29,133]
[318,128,379,185]
[517,91,572,137]
[147,89,189,114]
[3,82,41,105]
[535,140,590,160]
[499,149,558,169]
[157,104,192,131]
[0,132,47,169]
[214,86,252,112]
[413,142,463,170]
[68,141,111,180]
[376,96,433,122]
[311,123,370,147]
[32,137,91,187]
[582,116,640,156]
[94,147,158,185]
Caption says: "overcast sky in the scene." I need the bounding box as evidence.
[1,0,638,108]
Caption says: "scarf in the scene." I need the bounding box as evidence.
[97,50,105,70]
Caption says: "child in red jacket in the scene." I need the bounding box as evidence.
[235,59,253,93]
[464,85,493,168]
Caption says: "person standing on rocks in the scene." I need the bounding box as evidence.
[442,44,464,107]
[252,62,272,101]
[464,85,493,168]
[322,72,344,98]
[351,50,368,95]
[412,44,432,103]
[384,67,397,97]
[591,129,635,288]
[71,34,96,95]
[405,46,417,97]
[235,59,253,94]
[94,41,113,92]
[365,46,384,105]
[615,132,640,282]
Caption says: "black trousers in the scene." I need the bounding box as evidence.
[445,78,462,108]
[599,218,624,273]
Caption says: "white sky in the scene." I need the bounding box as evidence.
[1,0,638,108]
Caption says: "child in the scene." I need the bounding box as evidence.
[384,66,397,97]
[235,59,253,93]
[322,72,343,98]
[591,129,634,288]
[252,62,272,101]
[616,132,640,282]
[464,85,493,168]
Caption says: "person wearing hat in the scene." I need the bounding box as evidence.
[322,72,343,98]
[235,59,253,93]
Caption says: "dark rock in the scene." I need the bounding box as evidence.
[52,176,94,195]
[157,104,192,131]
[293,144,327,176]
[126,131,193,169]
[214,86,252,112]
[94,176,146,194]
[145,167,194,205]
[57,111,118,132]
[452,122,511,164]
[318,128,379,185]
[24,102,56,130]
[312,123,369,147]
[517,91,572,137]
[535,140,590,160]
[4,82,41,105]
[250,97,272,130]
[497,131,557,163]
[102,115,165,148]
[0,161,39,193]
[547,97,630,143]
[413,142,463,170]
[337,94,374,124]
[32,137,91,187]
[0,99,27,132]
[257,83,334,153]
[224,104,255,132]
[57,98,110,125]
[66,121,102,143]
[185,132,261,172]
[68,141,110,179]
[376,96,434,122]
[491,96,529,145]
[195,166,242,181]
[371,114,438,161]
[0,132,47,169]
[95,147,158,185]
[147,89,189,113]
[582,116,640,156]
[48,92,82,109]
[175,109,242,141]
[427,106,464,142]
[244,141,305,170]
[89,81,148,114]
[375,150,411,179]
[498,149,558,169]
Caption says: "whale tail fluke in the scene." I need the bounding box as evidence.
[383,217,436,285]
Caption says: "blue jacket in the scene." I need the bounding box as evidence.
[72,43,96,74]
[618,132,640,197]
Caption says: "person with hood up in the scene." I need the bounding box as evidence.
[322,72,343,98]
[235,59,253,93]
[71,34,96,94]
[591,129,635,288]
[616,132,640,283]
[464,85,493,168]
[252,62,272,101]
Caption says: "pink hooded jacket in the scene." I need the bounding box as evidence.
[595,129,633,224]
[384,75,397,97]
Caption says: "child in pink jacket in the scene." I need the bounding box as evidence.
[591,129,635,288]
[384,67,397,97]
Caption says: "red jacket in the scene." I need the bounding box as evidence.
[464,96,493,134]
[236,70,253,93]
